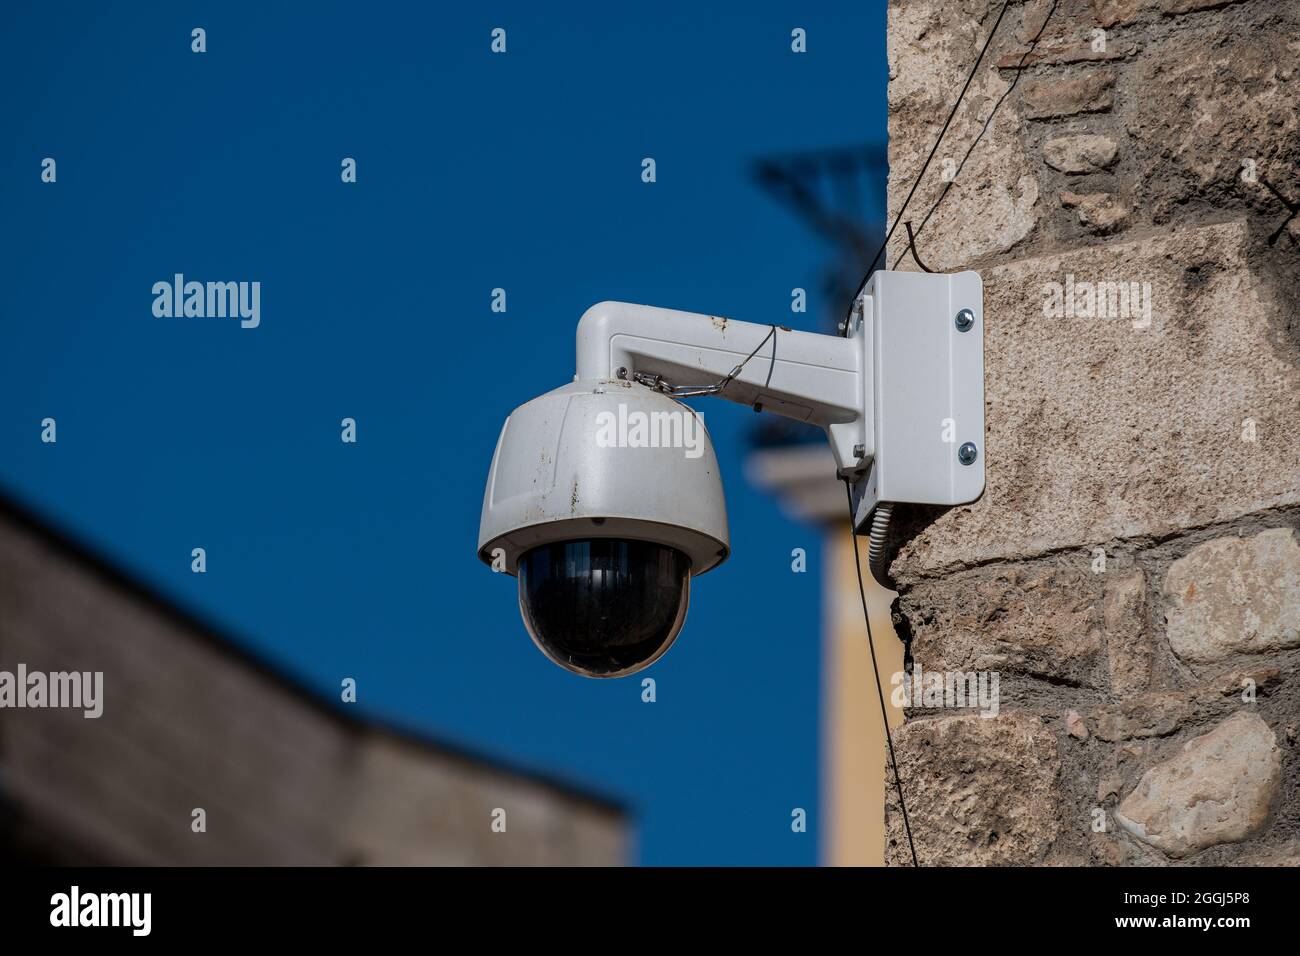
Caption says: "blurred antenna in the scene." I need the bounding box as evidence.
[751,143,887,330]
[749,143,887,445]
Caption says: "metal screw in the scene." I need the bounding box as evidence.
[955,309,975,332]
[853,443,866,459]
[958,442,978,465]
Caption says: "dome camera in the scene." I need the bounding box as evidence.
[478,377,729,677]
[479,275,986,677]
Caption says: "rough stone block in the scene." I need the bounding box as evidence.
[1093,0,1149,29]
[900,563,1106,688]
[997,42,1135,70]
[1091,832,1129,865]
[1104,569,1151,698]
[901,562,1158,698]
[1093,668,1280,742]
[1161,0,1249,15]
[1060,189,1130,233]
[1163,528,1300,663]
[886,713,1060,865]
[1023,69,1116,119]
[1126,19,1300,223]
[1093,0,1251,28]
[1115,711,1281,857]
[1095,693,1191,742]
[891,219,1300,581]
[1044,134,1120,173]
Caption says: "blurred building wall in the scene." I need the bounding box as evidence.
[747,446,901,867]
[0,497,626,865]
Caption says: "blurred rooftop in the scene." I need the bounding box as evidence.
[0,490,627,866]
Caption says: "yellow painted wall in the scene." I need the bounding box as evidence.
[821,526,904,867]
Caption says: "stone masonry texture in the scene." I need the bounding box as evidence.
[884,0,1300,866]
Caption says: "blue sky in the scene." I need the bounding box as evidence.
[0,1,887,864]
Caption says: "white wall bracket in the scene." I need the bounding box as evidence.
[575,269,985,530]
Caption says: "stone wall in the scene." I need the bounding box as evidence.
[882,0,1300,865]
[0,500,626,865]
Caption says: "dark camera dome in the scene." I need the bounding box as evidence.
[517,538,691,677]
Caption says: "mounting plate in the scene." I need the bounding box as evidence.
[851,270,985,529]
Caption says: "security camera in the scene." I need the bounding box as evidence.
[477,376,727,677]
[478,271,985,677]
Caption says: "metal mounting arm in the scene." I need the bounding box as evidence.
[574,270,986,527]
[577,299,870,474]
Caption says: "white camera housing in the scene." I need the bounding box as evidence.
[478,378,730,578]
[478,270,984,677]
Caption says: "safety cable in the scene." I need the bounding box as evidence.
[845,480,918,867]
[628,324,781,408]
[841,0,1014,332]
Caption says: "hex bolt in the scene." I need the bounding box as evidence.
[958,442,978,465]
[955,309,975,332]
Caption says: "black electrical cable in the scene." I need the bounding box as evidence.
[844,479,918,867]
[831,0,1026,866]
[890,0,1059,270]
[903,222,933,273]
[841,0,1014,332]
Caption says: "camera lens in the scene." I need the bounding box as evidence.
[517,538,690,677]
